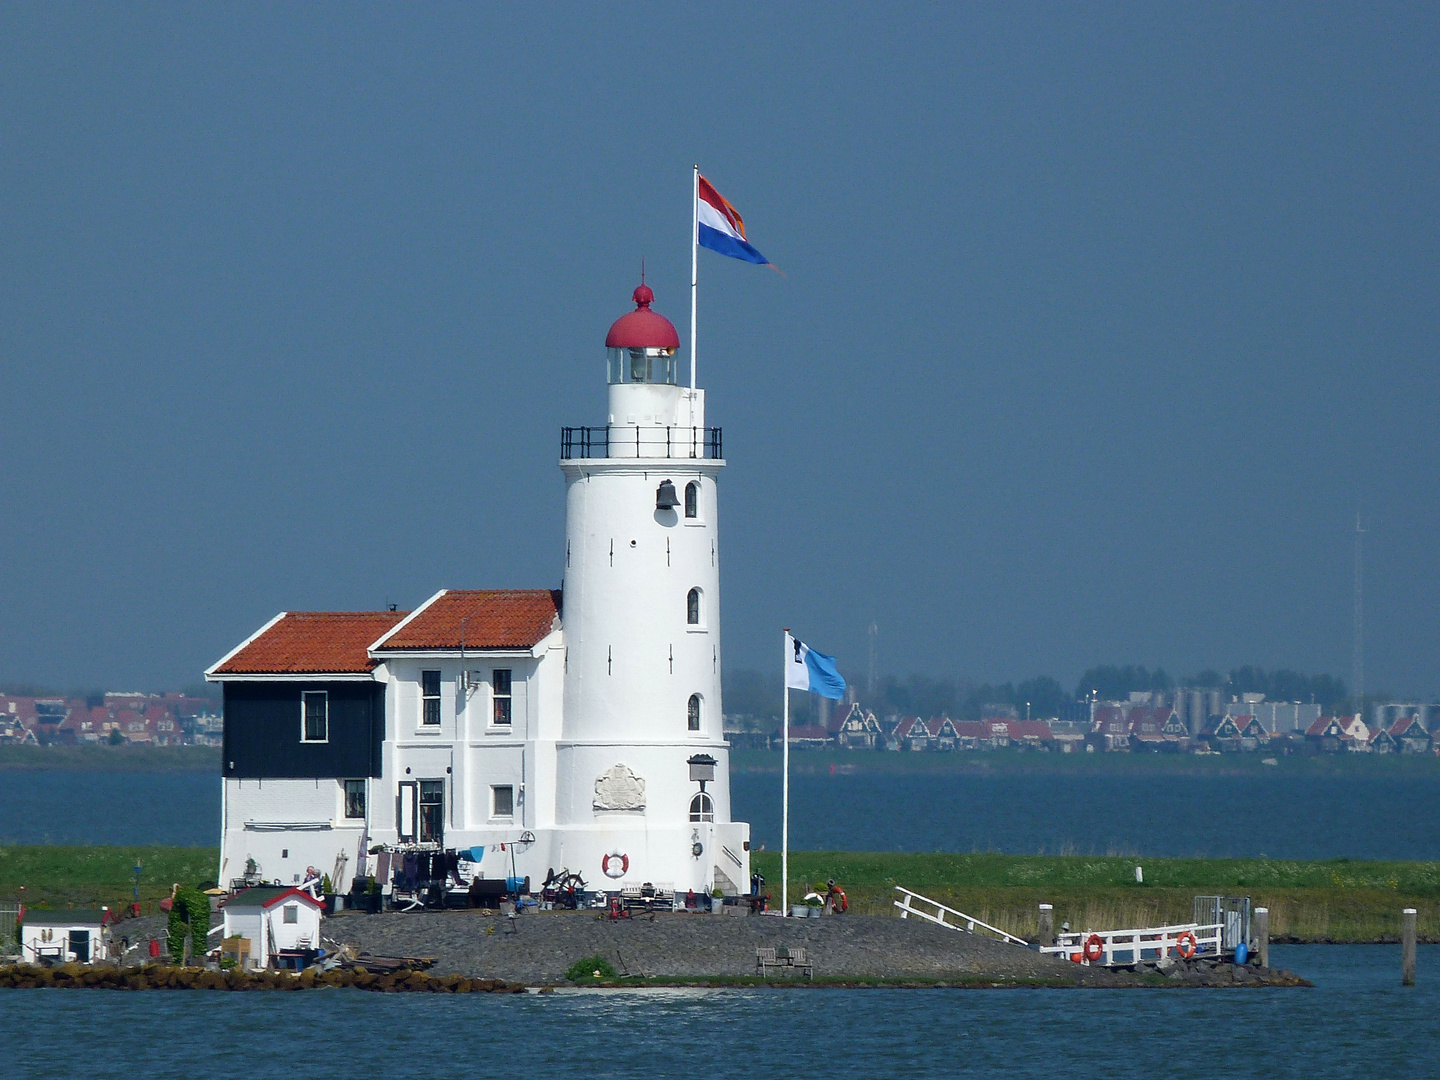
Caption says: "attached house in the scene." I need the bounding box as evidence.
[893,716,931,751]
[928,717,960,751]
[1235,715,1268,750]
[1390,716,1432,755]
[1305,716,1359,753]
[1368,726,1398,754]
[1202,715,1244,752]
[1005,720,1056,748]
[1090,706,1131,751]
[835,703,882,749]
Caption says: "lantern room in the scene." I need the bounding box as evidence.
[605,282,681,385]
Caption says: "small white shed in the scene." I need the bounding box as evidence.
[21,908,112,964]
[220,886,323,969]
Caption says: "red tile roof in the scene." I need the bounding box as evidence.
[374,590,561,652]
[214,611,409,676]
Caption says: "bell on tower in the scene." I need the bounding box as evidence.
[605,282,681,386]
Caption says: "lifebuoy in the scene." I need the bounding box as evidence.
[601,852,629,879]
[1175,931,1197,959]
[1083,934,1105,962]
[832,887,848,913]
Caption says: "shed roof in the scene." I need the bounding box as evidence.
[23,908,109,926]
[222,886,323,910]
[211,611,408,676]
[372,590,561,652]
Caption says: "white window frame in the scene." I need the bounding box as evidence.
[687,693,702,733]
[490,669,513,730]
[686,587,705,630]
[300,691,328,744]
[689,792,714,822]
[491,784,515,820]
[420,670,442,728]
[342,779,366,819]
[282,904,299,925]
[684,480,702,522]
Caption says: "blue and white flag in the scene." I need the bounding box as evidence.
[785,632,846,700]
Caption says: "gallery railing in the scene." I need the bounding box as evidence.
[560,426,722,460]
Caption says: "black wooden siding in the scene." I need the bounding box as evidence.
[222,681,385,779]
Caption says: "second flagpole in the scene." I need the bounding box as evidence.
[782,628,790,917]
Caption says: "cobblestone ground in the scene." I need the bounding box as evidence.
[325,909,1148,985]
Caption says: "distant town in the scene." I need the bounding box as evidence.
[726,692,1440,755]
[0,691,220,747]
[2,666,1436,757]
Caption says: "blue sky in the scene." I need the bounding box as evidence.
[1,3,1436,696]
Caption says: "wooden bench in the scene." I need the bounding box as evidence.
[756,945,813,980]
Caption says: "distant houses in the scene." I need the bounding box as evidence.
[758,694,1440,757]
[0,691,220,747]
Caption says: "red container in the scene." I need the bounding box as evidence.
[148,939,160,958]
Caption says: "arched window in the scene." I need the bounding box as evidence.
[684,481,699,519]
[689,792,714,822]
[687,588,701,625]
[688,693,702,731]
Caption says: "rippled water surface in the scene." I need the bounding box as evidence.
[6,766,1440,860]
[1,946,1435,1079]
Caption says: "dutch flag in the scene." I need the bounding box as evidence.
[697,175,772,267]
[785,632,846,700]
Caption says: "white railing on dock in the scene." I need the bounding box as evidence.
[1039,922,1224,967]
[893,887,1029,947]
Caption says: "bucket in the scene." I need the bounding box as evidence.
[791,904,810,918]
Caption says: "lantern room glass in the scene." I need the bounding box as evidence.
[608,346,677,386]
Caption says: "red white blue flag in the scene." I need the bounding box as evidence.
[697,175,771,266]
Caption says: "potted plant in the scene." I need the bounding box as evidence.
[711,888,725,914]
[320,874,336,914]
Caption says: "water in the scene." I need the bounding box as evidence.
[5,766,1440,860]
[0,946,1435,1077]
[733,768,1440,860]
[0,770,217,846]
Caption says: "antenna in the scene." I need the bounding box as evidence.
[1352,513,1365,715]
[641,257,645,285]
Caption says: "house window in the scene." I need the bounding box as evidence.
[419,780,444,843]
[492,669,512,726]
[421,670,441,726]
[343,780,366,819]
[492,784,514,818]
[684,481,699,519]
[282,905,298,925]
[301,691,328,743]
[688,694,701,732]
[689,792,714,822]
[687,588,701,626]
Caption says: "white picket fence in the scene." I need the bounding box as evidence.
[1040,921,1224,967]
[893,887,1029,947]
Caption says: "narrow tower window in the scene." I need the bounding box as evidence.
[689,792,714,822]
[684,481,699,519]
[687,588,702,626]
[688,693,701,731]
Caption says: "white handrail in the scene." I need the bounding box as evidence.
[1040,922,1224,966]
[893,887,1029,947]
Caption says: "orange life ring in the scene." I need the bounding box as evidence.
[1083,934,1105,962]
[831,887,848,913]
[601,852,629,879]
[1175,931,1197,959]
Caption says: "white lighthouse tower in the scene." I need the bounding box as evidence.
[553,281,750,895]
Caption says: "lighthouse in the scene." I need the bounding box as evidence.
[554,281,747,894]
[207,277,749,904]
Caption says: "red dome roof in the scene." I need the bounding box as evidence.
[605,283,680,350]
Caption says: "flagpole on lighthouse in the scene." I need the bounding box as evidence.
[782,628,790,918]
[690,164,699,391]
